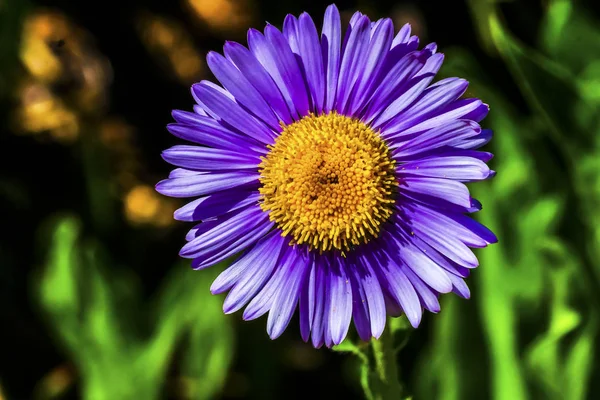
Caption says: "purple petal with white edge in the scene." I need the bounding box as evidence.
[409,203,497,247]
[192,82,276,144]
[362,52,425,122]
[192,218,274,269]
[454,129,493,149]
[268,252,309,339]
[221,233,287,314]
[348,261,372,341]
[247,29,299,119]
[283,14,300,53]
[180,205,266,258]
[391,120,480,159]
[168,168,202,179]
[174,191,260,222]
[185,220,220,242]
[391,23,411,47]
[191,81,236,121]
[398,176,472,208]
[424,42,438,53]
[462,101,490,122]
[348,18,394,115]
[211,230,284,295]
[263,25,311,117]
[300,259,317,342]
[335,15,370,114]
[386,234,453,293]
[400,189,483,214]
[223,41,293,125]
[399,208,479,267]
[399,99,487,137]
[162,145,260,171]
[401,267,441,313]
[409,234,472,278]
[326,258,353,345]
[168,112,266,154]
[207,51,281,131]
[295,12,325,113]
[449,274,471,299]
[243,245,299,321]
[354,253,386,339]
[156,171,258,198]
[192,105,209,116]
[382,77,469,137]
[321,4,341,113]
[310,260,328,348]
[373,250,422,327]
[371,53,445,127]
[399,156,491,181]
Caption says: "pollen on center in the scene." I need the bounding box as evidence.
[258,112,397,252]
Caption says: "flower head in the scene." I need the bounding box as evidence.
[156,4,497,348]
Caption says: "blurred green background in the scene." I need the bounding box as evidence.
[1,0,599,398]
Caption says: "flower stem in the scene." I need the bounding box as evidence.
[369,321,405,400]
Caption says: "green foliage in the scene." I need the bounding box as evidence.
[333,318,410,400]
[37,216,234,399]
[414,1,600,399]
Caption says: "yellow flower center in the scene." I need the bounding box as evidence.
[259,112,397,252]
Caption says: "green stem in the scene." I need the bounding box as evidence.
[370,321,404,400]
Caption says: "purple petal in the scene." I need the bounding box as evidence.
[382,77,468,138]
[191,219,274,269]
[174,191,260,222]
[310,260,327,348]
[321,4,341,113]
[401,267,441,312]
[399,156,491,181]
[162,145,260,171]
[192,82,276,144]
[169,112,266,155]
[221,233,286,314]
[211,230,284,295]
[268,252,309,339]
[300,259,317,343]
[391,23,411,47]
[398,177,472,208]
[373,250,422,327]
[398,99,487,137]
[372,53,445,128]
[263,24,311,117]
[348,18,394,115]
[296,12,325,113]
[335,15,370,114]
[386,234,453,293]
[399,208,479,267]
[391,120,480,159]
[354,253,386,339]
[326,258,353,346]
[454,129,493,149]
[207,51,281,130]
[223,41,293,125]
[180,205,265,258]
[243,245,299,321]
[362,52,425,122]
[156,171,259,198]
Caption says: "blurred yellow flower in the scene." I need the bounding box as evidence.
[136,13,204,83]
[185,0,254,33]
[124,185,176,227]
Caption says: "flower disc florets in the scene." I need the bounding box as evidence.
[259,112,397,252]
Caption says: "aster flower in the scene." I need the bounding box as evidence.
[156,4,497,348]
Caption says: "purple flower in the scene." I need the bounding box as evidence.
[156,4,497,348]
